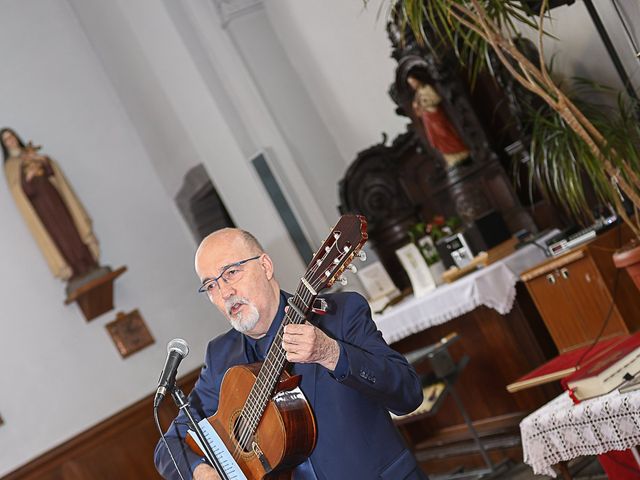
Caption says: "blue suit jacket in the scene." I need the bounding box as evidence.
[154,291,427,480]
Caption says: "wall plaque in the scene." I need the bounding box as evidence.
[106,309,154,358]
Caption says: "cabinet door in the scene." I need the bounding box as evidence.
[526,269,587,351]
[525,255,628,352]
[559,256,627,342]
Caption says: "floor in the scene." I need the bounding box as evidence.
[494,458,607,480]
[428,457,607,480]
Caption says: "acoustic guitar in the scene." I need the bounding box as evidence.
[186,214,368,479]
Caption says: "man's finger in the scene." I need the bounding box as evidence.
[284,323,311,334]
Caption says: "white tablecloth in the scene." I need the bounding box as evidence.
[373,236,553,344]
[520,389,640,477]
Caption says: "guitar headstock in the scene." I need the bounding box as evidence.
[303,215,368,293]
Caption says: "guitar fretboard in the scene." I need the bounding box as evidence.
[238,283,316,447]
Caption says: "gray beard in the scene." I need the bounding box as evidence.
[225,295,260,333]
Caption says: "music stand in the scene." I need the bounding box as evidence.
[403,333,512,479]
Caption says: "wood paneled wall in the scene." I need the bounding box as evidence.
[3,370,200,480]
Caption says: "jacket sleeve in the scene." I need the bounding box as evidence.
[153,343,221,479]
[329,292,423,415]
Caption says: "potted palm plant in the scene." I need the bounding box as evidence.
[381,0,640,289]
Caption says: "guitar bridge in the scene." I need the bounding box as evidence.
[252,441,272,473]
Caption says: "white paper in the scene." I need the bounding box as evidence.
[188,419,248,480]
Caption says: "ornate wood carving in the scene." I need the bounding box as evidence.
[339,133,422,290]
[340,8,544,291]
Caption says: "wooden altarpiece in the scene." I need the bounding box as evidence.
[339,17,540,289]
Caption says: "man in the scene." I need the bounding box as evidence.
[154,228,427,479]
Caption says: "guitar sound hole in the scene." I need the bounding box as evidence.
[233,415,253,453]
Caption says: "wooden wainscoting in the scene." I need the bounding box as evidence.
[3,370,200,480]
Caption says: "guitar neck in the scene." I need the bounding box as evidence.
[237,213,368,440]
[241,284,316,434]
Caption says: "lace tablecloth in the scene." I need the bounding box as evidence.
[372,236,553,344]
[520,389,640,477]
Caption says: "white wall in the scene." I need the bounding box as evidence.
[267,0,640,166]
[265,0,408,164]
[66,0,308,286]
[517,1,640,95]
[0,0,223,474]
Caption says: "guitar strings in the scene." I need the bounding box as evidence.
[233,284,316,455]
[235,237,359,454]
[232,289,314,455]
[232,242,346,456]
[236,251,327,437]
[232,262,319,454]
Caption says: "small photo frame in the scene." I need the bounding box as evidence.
[396,243,436,298]
[106,309,155,358]
[357,261,399,301]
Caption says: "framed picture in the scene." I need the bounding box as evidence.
[357,261,399,300]
[106,309,154,358]
[395,243,436,297]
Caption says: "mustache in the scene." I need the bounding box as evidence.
[225,295,249,315]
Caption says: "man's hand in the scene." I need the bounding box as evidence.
[193,463,221,480]
[282,322,340,371]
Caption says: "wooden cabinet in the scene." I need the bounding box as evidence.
[521,225,640,352]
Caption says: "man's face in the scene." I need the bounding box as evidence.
[195,231,277,338]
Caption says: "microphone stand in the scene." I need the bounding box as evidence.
[170,386,230,480]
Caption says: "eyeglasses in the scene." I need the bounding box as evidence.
[198,255,262,294]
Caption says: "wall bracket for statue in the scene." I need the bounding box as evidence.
[1,128,127,321]
[64,266,127,321]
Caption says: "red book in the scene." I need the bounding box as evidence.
[562,332,640,401]
[506,336,625,393]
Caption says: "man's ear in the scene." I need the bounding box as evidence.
[260,254,274,280]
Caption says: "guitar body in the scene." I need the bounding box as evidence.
[186,363,317,480]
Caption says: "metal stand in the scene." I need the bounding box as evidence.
[406,333,511,480]
[170,387,230,480]
[582,0,639,109]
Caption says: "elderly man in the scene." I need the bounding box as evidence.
[154,228,427,480]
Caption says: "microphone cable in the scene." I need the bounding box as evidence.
[154,405,187,480]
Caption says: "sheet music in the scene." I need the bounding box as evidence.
[188,419,248,480]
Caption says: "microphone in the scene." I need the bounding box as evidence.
[154,338,189,408]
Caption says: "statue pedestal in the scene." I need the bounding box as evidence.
[65,266,127,321]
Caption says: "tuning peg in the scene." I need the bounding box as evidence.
[338,275,348,286]
[357,251,367,262]
[347,264,358,274]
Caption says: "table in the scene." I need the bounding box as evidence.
[373,235,553,343]
[520,389,640,477]
[374,234,562,474]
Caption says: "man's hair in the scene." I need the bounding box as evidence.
[239,229,264,254]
